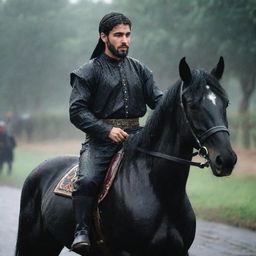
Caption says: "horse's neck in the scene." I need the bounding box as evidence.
[148,117,193,194]
[155,116,193,158]
[119,120,192,210]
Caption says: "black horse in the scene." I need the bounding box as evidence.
[15,57,237,256]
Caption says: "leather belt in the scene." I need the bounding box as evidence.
[104,118,139,129]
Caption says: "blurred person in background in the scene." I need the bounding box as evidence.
[0,121,16,174]
[69,12,163,254]
[5,111,15,135]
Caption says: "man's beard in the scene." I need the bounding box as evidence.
[107,40,129,58]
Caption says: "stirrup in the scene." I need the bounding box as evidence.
[71,230,91,254]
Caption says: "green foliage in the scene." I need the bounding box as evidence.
[0,0,113,116]
[228,112,256,148]
[195,0,256,75]
[0,0,70,113]
[187,167,256,229]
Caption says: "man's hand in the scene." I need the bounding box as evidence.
[108,127,129,143]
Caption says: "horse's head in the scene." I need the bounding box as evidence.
[179,57,237,177]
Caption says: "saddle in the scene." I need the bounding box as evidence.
[54,148,124,201]
[54,148,124,249]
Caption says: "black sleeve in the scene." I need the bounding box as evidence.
[69,75,113,140]
[142,66,163,109]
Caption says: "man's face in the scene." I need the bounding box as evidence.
[101,24,131,59]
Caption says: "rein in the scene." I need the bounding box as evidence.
[138,82,229,169]
[137,147,209,168]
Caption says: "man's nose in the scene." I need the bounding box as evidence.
[121,36,128,44]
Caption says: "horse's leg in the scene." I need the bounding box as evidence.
[26,230,63,256]
[16,210,63,256]
[15,184,63,256]
[18,228,63,255]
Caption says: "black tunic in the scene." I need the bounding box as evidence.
[69,53,163,140]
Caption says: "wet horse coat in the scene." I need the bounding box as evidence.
[15,58,237,256]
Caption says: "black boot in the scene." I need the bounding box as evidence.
[71,195,95,255]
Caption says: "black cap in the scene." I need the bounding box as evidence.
[90,12,132,59]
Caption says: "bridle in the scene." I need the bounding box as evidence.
[138,81,229,169]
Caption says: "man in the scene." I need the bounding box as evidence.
[69,12,163,254]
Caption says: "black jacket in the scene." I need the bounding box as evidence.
[69,53,163,140]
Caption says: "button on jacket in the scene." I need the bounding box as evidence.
[69,53,163,141]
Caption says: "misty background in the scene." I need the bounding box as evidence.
[0,0,255,148]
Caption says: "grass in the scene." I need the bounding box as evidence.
[0,148,61,187]
[187,167,256,230]
[1,145,256,230]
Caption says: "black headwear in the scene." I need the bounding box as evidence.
[90,12,132,60]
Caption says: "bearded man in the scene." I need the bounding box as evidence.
[69,12,163,254]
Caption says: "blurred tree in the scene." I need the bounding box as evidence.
[194,0,256,148]
[0,0,72,113]
[0,0,112,116]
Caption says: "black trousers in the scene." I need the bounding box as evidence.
[73,127,141,197]
[73,138,121,197]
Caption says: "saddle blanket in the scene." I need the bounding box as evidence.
[54,149,124,203]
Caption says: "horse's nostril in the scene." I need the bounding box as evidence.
[215,155,223,167]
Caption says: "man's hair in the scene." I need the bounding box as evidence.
[90,12,132,59]
[99,12,132,36]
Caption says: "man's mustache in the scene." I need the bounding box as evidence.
[118,44,129,49]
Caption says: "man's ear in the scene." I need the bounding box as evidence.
[100,32,107,43]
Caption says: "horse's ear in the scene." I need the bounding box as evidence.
[211,56,224,80]
[179,57,192,84]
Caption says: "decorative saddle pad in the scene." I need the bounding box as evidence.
[54,164,78,197]
[54,149,124,202]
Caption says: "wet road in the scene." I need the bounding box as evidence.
[1,186,255,256]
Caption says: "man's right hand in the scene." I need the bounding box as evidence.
[108,127,129,143]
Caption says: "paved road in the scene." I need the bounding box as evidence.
[1,186,256,256]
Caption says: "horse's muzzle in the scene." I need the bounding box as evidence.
[210,149,237,177]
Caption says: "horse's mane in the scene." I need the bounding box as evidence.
[124,79,182,155]
[124,69,229,156]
